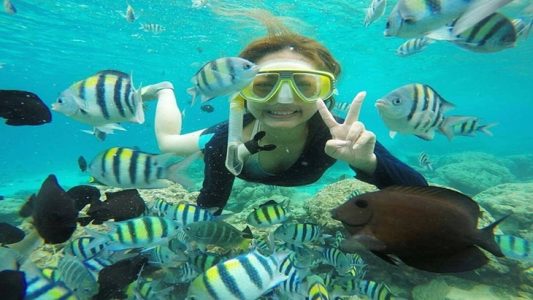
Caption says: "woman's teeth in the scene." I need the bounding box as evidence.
[268,110,297,115]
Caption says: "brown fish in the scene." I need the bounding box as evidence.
[331,186,506,273]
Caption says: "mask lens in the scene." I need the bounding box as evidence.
[250,73,279,99]
[293,73,322,99]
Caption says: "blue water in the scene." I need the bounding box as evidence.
[1,1,532,196]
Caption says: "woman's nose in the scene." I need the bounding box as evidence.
[275,83,294,104]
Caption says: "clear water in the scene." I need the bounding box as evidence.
[0,0,532,299]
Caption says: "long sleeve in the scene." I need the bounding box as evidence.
[352,141,428,188]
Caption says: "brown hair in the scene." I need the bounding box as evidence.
[239,33,341,78]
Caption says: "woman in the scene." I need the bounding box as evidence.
[141,25,427,213]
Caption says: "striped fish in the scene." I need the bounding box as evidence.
[187,57,259,105]
[358,280,395,300]
[376,83,456,140]
[149,245,188,267]
[56,255,98,299]
[140,23,165,33]
[157,200,218,226]
[330,278,360,299]
[418,152,433,171]
[20,262,77,300]
[190,251,225,272]
[246,199,289,228]
[83,257,112,281]
[440,116,497,140]
[321,247,352,274]
[453,13,517,53]
[304,275,329,300]
[273,223,324,245]
[187,249,289,300]
[385,0,514,38]
[64,236,105,259]
[53,70,143,141]
[88,216,180,251]
[277,253,305,296]
[495,234,532,262]
[83,147,198,189]
[161,262,199,284]
[396,37,433,56]
[364,0,387,27]
[185,221,253,251]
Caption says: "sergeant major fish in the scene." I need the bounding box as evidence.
[80,147,198,189]
[452,13,518,53]
[187,57,259,105]
[246,199,289,228]
[440,116,497,140]
[418,152,433,171]
[495,234,532,262]
[385,0,514,38]
[52,70,144,141]
[375,83,475,140]
[364,0,387,27]
[187,249,289,300]
[396,37,434,56]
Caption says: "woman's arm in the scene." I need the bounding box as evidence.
[142,82,205,156]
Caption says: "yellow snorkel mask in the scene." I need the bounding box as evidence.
[225,60,336,176]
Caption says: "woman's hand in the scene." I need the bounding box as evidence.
[317,91,377,175]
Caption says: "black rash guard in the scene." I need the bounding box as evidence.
[197,113,428,211]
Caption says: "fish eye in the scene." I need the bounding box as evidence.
[404,18,415,25]
[354,199,368,208]
[244,63,252,70]
[392,97,402,105]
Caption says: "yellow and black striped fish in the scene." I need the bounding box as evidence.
[273,223,324,245]
[376,83,455,140]
[53,70,144,140]
[453,13,517,53]
[305,275,329,300]
[88,216,180,252]
[358,280,395,300]
[154,199,218,226]
[82,147,197,189]
[246,199,289,227]
[187,250,289,299]
[440,116,497,140]
[187,57,258,105]
[185,220,253,250]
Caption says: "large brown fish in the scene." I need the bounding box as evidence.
[331,186,506,273]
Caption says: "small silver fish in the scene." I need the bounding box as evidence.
[364,0,387,27]
[396,37,434,56]
[3,0,16,15]
[140,23,165,34]
[418,152,433,171]
[125,3,136,23]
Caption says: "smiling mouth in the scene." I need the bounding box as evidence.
[267,110,299,117]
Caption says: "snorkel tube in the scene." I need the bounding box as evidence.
[225,94,246,176]
[225,94,276,176]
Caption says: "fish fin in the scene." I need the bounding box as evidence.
[19,194,36,218]
[477,215,510,257]
[371,251,402,266]
[402,246,488,273]
[389,131,397,138]
[78,156,87,172]
[414,131,435,141]
[132,85,145,124]
[95,123,127,133]
[478,122,498,136]
[241,226,254,239]
[163,151,201,189]
[425,25,459,41]
[186,87,197,106]
[77,216,94,226]
[452,0,514,36]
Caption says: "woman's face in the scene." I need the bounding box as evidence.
[246,49,321,130]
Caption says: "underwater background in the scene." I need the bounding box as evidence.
[0,0,532,299]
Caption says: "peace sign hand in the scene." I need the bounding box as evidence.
[317,91,377,175]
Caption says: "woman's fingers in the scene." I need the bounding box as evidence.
[316,98,339,130]
[344,91,366,126]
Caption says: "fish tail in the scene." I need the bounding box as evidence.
[132,84,145,124]
[478,214,511,257]
[478,122,498,137]
[162,151,201,189]
[187,87,197,106]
